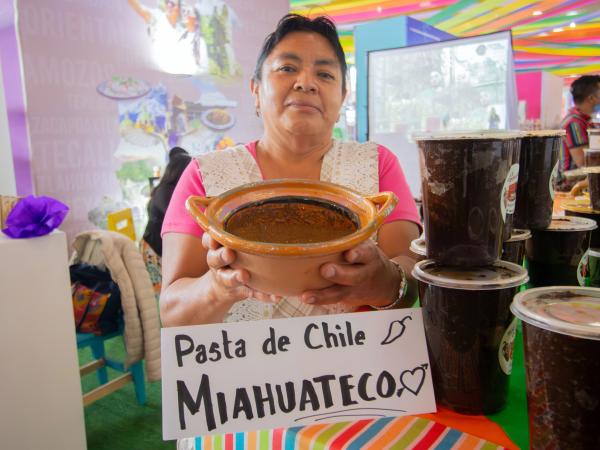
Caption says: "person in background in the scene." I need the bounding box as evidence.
[159,14,421,328]
[556,74,600,191]
[488,107,500,130]
[140,147,191,296]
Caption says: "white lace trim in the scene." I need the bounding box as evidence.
[222,299,274,323]
[196,144,262,197]
[197,141,379,322]
[321,140,379,195]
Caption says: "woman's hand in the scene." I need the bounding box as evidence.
[300,239,401,308]
[203,233,281,305]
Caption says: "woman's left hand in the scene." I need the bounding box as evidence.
[300,239,400,308]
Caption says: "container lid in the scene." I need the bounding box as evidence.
[521,129,566,137]
[563,199,600,215]
[589,129,600,135]
[584,148,600,152]
[511,287,600,340]
[506,228,531,243]
[564,167,587,179]
[410,237,426,256]
[545,215,597,232]
[584,166,600,174]
[412,130,524,141]
[412,259,528,291]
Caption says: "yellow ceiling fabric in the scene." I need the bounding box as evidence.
[550,63,600,76]
[449,0,539,35]
[468,0,568,35]
[434,0,507,31]
[513,44,600,57]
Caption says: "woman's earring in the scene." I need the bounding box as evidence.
[256,107,261,117]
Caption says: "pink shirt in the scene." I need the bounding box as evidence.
[162,142,421,237]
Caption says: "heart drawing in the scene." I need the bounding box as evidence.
[400,366,427,396]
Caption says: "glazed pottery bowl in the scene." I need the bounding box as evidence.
[186,179,398,296]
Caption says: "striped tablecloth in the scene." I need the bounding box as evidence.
[193,415,505,450]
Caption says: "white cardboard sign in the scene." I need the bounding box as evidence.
[161,308,436,440]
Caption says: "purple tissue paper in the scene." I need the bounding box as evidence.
[1,195,69,238]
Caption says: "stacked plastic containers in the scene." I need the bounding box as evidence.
[511,129,600,449]
[585,130,600,212]
[520,130,598,288]
[560,129,600,287]
[411,131,528,415]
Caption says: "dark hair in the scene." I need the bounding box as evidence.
[168,146,189,160]
[252,14,347,94]
[155,147,191,190]
[571,75,600,104]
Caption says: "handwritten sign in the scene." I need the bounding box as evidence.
[161,309,436,440]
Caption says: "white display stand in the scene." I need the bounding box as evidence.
[539,71,564,129]
[0,231,87,450]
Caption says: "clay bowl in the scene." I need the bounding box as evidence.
[186,179,398,296]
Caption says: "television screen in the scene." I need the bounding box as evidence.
[368,31,517,197]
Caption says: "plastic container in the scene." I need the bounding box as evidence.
[409,236,426,262]
[502,228,531,266]
[526,216,597,287]
[587,248,600,287]
[589,128,600,150]
[584,148,600,166]
[563,200,600,249]
[413,259,528,415]
[511,287,600,450]
[585,166,600,210]
[513,130,564,230]
[415,131,522,266]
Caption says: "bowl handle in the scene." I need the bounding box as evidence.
[364,191,399,226]
[185,195,214,232]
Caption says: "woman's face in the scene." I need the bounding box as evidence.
[252,31,345,141]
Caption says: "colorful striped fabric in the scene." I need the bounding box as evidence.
[194,416,504,450]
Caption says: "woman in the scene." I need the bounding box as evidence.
[160,14,421,327]
[141,147,191,296]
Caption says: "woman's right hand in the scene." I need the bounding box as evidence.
[202,233,281,305]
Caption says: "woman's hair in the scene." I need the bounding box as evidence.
[155,147,191,190]
[252,13,347,94]
[571,75,600,104]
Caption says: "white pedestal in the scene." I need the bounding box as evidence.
[0,231,87,450]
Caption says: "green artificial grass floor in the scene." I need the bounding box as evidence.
[79,337,173,450]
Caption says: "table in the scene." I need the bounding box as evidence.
[192,325,530,449]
